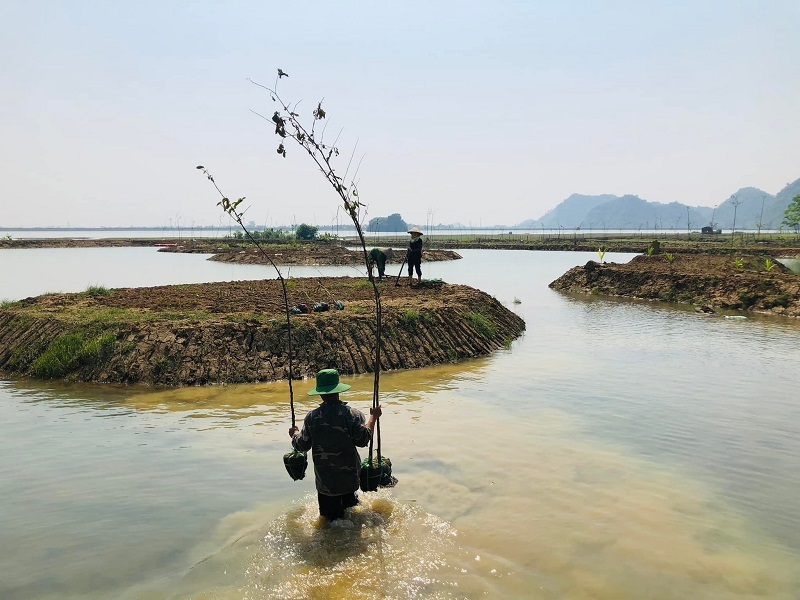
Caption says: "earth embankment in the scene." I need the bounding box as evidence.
[549,254,800,317]
[0,238,461,265]
[166,243,462,266]
[0,278,524,385]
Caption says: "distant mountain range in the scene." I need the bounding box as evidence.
[517,178,800,231]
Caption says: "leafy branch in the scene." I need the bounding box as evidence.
[195,165,298,427]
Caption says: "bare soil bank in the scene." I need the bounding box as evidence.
[425,237,800,257]
[0,278,524,385]
[550,254,800,317]
[158,242,461,266]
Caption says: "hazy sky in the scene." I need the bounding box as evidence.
[2,1,798,228]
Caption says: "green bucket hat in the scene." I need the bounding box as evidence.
[307,369,351,396]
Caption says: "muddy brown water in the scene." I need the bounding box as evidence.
[1,248,799,599]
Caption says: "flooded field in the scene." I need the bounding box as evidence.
[1,249,799,598]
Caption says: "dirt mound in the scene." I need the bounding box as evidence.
[549,253,800,317]
[0,277,524,385]
[167,243,461,266]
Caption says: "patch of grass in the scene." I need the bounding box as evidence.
[466,311,497,337]
[345,279,373,288]
[401,309,419,327]
[86,285,112,296]
[31,331,117,379]
[55,307,210,326]
[1,299,20,309]
[158,310,212,322]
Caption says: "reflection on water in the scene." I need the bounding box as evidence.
[135,403,800,600]
[1,249,800,599]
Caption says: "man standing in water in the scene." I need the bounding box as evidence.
[406,227,424,286]
[289,369,382,522]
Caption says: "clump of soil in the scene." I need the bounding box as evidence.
[0,277,524,385]
[549,253,800,317]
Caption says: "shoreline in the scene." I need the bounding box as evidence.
[2,234,799,258]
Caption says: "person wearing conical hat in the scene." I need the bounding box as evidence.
[406,227,424,286]
[289,369,382,522]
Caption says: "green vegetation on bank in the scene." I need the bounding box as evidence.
[86,285,112,295]
[466,311,497,338]
[31,332,117,379]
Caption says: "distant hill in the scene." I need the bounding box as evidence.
[518,194,619,229]
[518,178,800,231]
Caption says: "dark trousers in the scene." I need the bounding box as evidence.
[407,254,422,277]
[317,491,359,521]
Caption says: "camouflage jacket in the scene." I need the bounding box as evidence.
[291,400,372,495]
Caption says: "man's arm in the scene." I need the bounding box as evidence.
[289,417,312,452]
[352,405,382,447]
[366,405,381,431]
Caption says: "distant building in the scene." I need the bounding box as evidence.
[701,226,721,235]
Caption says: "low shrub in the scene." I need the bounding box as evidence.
[86,285,112,295]
[466,311,497,337]
[401,309,419,327]
[31,331,116,378]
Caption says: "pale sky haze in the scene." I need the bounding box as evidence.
[1,1,798,228]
